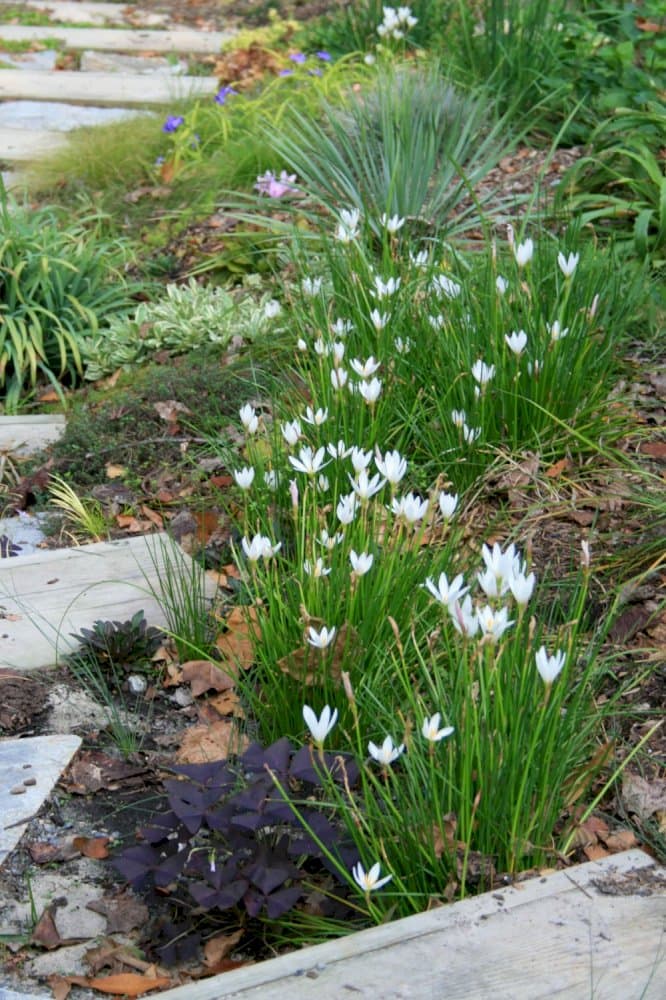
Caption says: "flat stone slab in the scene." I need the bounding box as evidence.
[0,69,218,105]
[0,25,234,53]
[0,734,81,867]
[0,415,66,455]
[79,50,185,74]
[155,850,666,1000]
[0,127,65,160]
[0,1,168,27]
[0,99,143,131]
[0,533,217,671]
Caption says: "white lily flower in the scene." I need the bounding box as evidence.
[289,445,328,476]
[557,251,579,278]
[304,557,331,578]
[477,604,514,643]
[281,419,302,447]
[350,446,373,473]
[394,335,412,354]
[368,735,404,766]
[297,338,308,352]
[317,474,329,491]
[303,406,329,426]
[424,571,468,607]
[370,309,388,330]
[391,492,428,523]
[422,713,455,743]
[241,533,281,562]
[462,424,481,444]
[350,469,385,501]
[350,356,381,378]
[264,470,278,491]
[352,861,393,893]
[513,238,534,267]
[331,318,353,337]
[431,274,461,299]
[451,409,466,428]
[233,466,255,490]
[350,550,374,576]
[496,275,509,294]
[331,368,349,391]
[302,276,322,296]
[332,341,345,365]
[320,529,344,549]
[535,646,566,684]
[358,377,383,404]
[527,358,543,377]
[337,492,358,525]
[264,299,281,319]
[438,491,458,519]
[307,625,337,649]
[303,704,338,743]
[509,571,536,605]
[239,403,259,434]
[327,440,351,460]
[471,359,496,386]
[381,213,405,233]
[375,448,407,485]
[548,320,569,341]
[449,594,479,637]
[505,330,527,355]
[314,337,330,357]
[371,275,401,299]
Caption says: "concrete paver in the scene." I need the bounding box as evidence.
[0,69,218,105]
[0,25,234,53]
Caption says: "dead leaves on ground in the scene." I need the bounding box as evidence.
[176,719,248,763]
[569,814,639,861]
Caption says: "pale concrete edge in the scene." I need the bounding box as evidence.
[155,850,661,999]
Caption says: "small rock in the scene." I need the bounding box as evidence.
[172,687,194,708]
[23,777,37,786]
[127,674,147,695]
[10,785,26,795]
[46,685,108,733]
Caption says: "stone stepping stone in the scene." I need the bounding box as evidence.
[0,25,234,53]
[0,415,66,455]
[0,98,143,131]
[0,69,218,105]
[0,533,217,671]
[155,849,665,999]
[0,126,65,160]
[0,733,81,867]
[0,1,169,28]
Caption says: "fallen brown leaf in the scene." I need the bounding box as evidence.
[203,928,244,968]
[67,973,171,996]
[622,772,666,821]
[73,836,110,860]
[153,400,191,423]
[176,721,248,763]
[106,464,127,480]
[47,975,72,1000]
[62,750,150,795]
[208,689,244,719]
[215,606,260,671]
[31,906,62,950]
[29,839,79,864]
[604,829,639,852]
[87,892,149,934]
[140,504,164,529]
[181,659,235,698]
[545,457,571,478]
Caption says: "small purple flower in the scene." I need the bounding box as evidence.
[155,155,165,166]
[162,115,184,133]
[279,69,294,77]
[316,51,332,61]
[255,170,298,198]
[289,52,307,64]
[214,85,238,105]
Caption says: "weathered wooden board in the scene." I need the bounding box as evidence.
[156,850,665,1000]
[0,25,234,53]
[0,70,218,106]
[0,534,217,670]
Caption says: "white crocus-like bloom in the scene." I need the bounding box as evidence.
[368,735,405,766]
[394,336,412,354]
[350,356,381,378]
[303,704,338,743]
[289,445,328,476]
[451,409,466,428]
[481,541,522,582]
[358,377,383,404]
[241,533,281,562]
[449,594,479,637]
[303,406,328,426]
[302,276,322,296]
[297,338,308,352]
[548,320,569,341]
[371,275,401,299]
[513,238,534,267]
[314,337,330,357]
[557,251,579,278]
[509,571,536,605]
[527,358,543,377]
[303,557,331,578]
[327,440,351,460]
[496,275,509,294]
[335,207,361,242]
[438,491,458,519]
[477,604,514,643]
[350,446,373,473]
[431,274,461,299]
[233,467,255,490]
[307,625,337,649]
[381,213,405,233]
[317,473,329,491]
[428,314,445,330]
[264,299,281,319]
[331,368,349,391]
[370,309,388,330]
[375,448,407,485]
[264,470,278,491]
[471,359,496,386]
[410,248,429,267]
[337,492,358,525]
[462,424,481,444]
[350,469,385,502]
[424,572,468,608]
[422,713,455,743]
[505,330,527,355]
[332,341,345,365]
[391,492,428,523]
[350,550,374,576]
[331,318,353,337]
[535,646,566,684]
[281,419,302,447]
[239,403,259,434]
[352,861,393,893]
[320,529,344,549]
